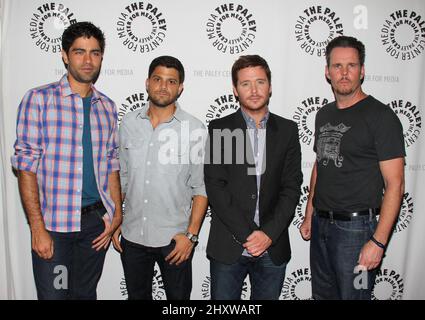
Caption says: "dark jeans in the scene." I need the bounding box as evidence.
[120,237,193,300]
[32,208,107,300]
[310,211,378,300]
[210,253,287,300]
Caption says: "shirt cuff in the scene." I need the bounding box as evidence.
[11,155,39,173]
[192,185,207,198]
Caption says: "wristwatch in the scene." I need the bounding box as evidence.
[185,232,199,244]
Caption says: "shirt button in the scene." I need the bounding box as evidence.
[145,180,150,184]
[77,189,81,193]
[78,167,82,171]
[251,194,256,200]
[144,199,148,203]
[149,143,154,147]
[79,125,83,128]
[143,217,147,221]
[147,161,151,166]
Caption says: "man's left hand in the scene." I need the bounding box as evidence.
[358,240,385,270]
[165,234,194,266]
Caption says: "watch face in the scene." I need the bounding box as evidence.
[192,235,198,242]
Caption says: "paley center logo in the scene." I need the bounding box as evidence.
[204,93,240,126]
[381,9,425,60]
[29,3,77,53]
[292,96,328,146]
[394,192,413,233]
[280,267,313,300]
[201,276,249,299]
[118,92,148,125]
[206,3,257,54]
[120,264,166,300]
[388,99,422,148]
[372,269,404,300]
[292,185,310,229]
[116,2,167,53]
[295,6,343,57]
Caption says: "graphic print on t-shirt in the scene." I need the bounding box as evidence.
[317,123,351,167]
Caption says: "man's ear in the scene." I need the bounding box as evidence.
[61,50,69,65]
[232,86,239,98]
[325,66,330,80]
[145,78,149,92]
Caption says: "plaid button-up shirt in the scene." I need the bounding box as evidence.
[11,75,120,232]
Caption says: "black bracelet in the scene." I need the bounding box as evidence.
[370,235,386,250]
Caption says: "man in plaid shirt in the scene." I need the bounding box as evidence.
[11,22,122,299]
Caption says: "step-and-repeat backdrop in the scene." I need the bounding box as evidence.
[1,0,424,299]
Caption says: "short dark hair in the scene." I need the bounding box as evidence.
[148,56,185,83]
[61,21,105,54]
[231,55,271,87]
[325,36,365,66]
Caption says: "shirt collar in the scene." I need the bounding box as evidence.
[138,102,184,122]
[59,74,101,104]
[241,107,270,129]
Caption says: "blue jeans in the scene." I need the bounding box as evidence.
[32,208,107,300]
[310,211,378,300]
[120,237,193,300]
[210,253,287,300]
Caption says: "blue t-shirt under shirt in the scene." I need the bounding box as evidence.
[82,96,101,207]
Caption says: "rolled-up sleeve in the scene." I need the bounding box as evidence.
[118,121,129,194]
[107,103,120,172]
[11,90,43,173]
[188,125,207,198]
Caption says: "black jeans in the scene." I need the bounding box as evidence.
[32,208,107,300]
[120,237,193,300]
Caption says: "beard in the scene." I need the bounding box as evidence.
[68,64,101,84]
[148,92,179,108]
[333,79,360,96]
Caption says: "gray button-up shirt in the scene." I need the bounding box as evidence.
[119,104,207,247]
[241,108,269,257]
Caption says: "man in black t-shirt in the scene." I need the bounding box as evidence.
[300,36,405,300]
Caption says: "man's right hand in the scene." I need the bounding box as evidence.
[32,228,54,259]
[300,218,312,241]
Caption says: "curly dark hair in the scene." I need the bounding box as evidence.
[148,56,185,84]
[61,21,105,54]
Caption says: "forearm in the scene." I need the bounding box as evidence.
[17,170,45,233]
[186,195,208,235]
[304,162,317,221]
[374,182,404,244]
[108,171,123,227]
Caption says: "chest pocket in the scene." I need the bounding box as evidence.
[124,138,145,169]
[157,140,190,175]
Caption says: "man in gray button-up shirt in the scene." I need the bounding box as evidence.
[113,56,208,300]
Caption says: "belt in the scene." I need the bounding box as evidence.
[81,200,105,215]
[316,208,380,221]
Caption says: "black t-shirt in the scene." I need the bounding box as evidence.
[313,95,405,211]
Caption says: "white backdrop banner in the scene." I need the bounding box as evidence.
[1,0,424,300]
